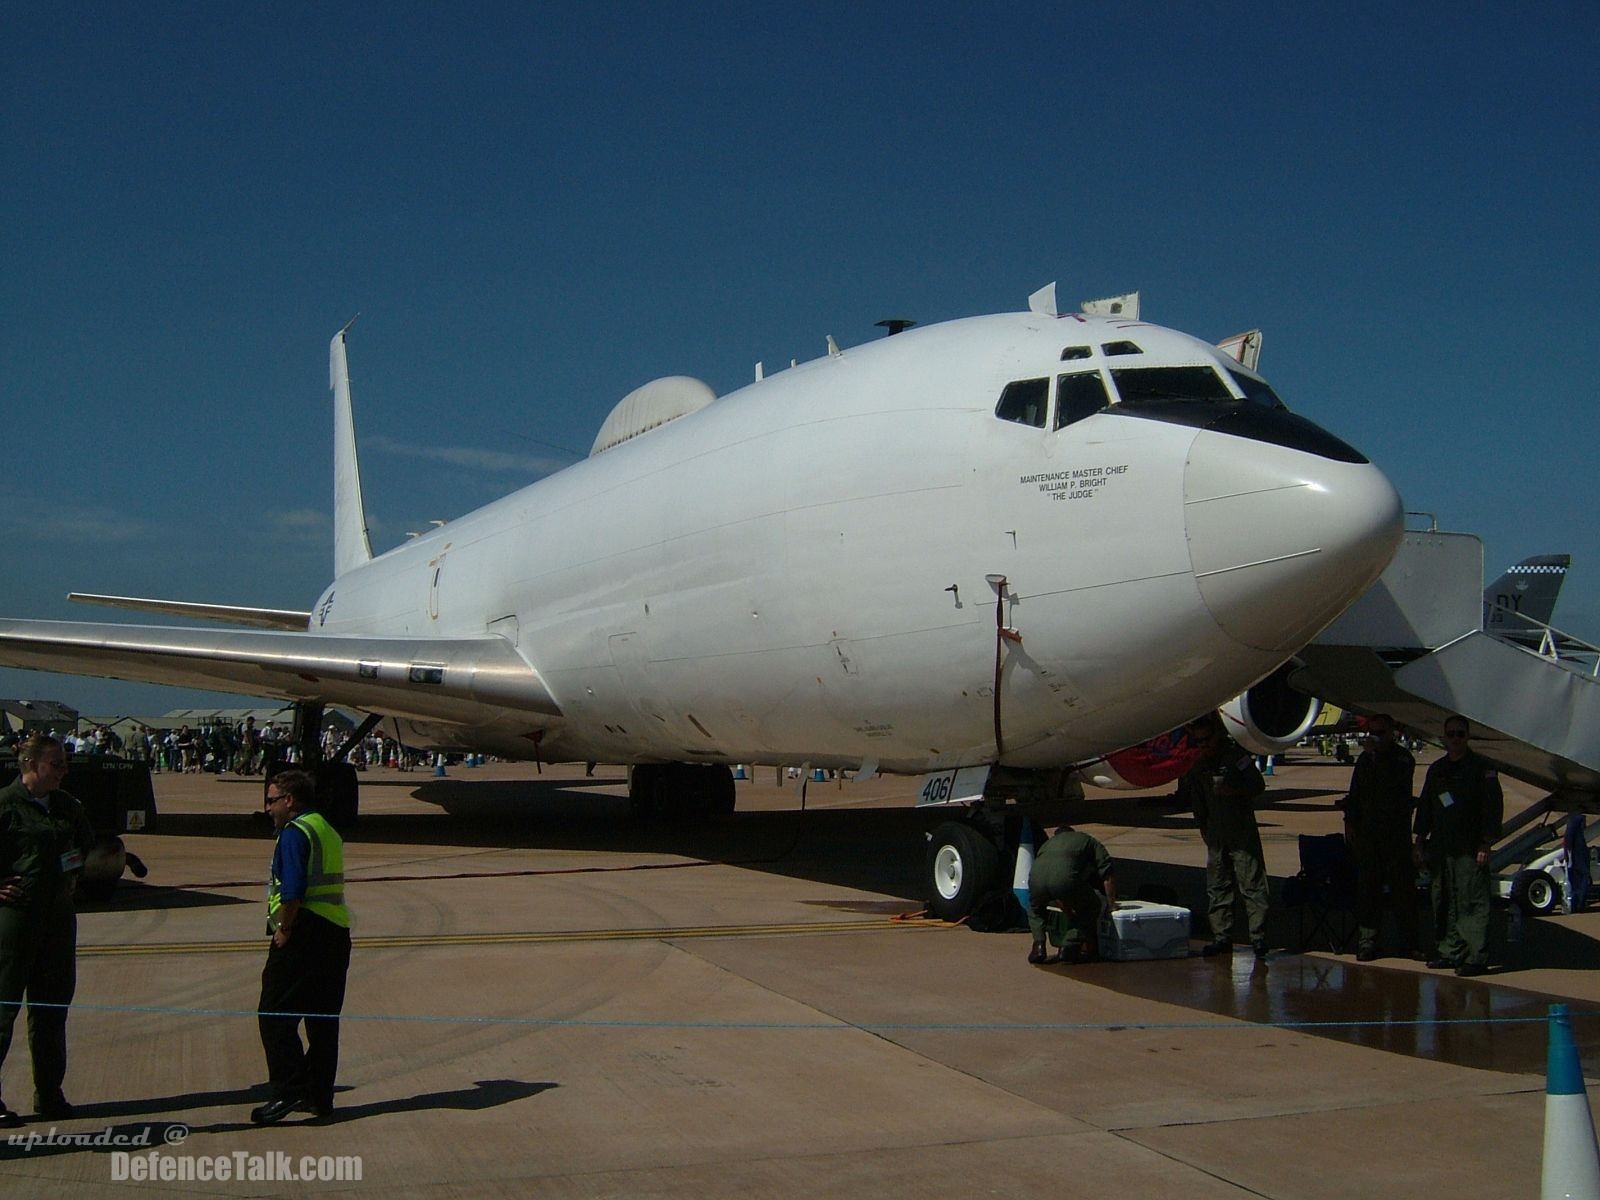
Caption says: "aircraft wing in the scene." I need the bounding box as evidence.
[0,619,561,724]
[68,592,312,631]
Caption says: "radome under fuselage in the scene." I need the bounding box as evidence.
[313,311,1402,773]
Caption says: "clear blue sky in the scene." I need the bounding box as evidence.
[3,2,1597,717]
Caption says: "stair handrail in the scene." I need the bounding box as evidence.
[1484,610,1600,678]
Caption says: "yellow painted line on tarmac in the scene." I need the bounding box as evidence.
[79,916,944,957]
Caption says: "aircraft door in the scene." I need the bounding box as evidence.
[425,543,452,623]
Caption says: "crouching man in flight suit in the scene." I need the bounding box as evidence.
[1027,825,1116,964]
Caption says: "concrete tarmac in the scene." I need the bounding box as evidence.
[2,753,1598,1197]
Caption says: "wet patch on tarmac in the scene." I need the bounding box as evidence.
[1068,952,1600,1075]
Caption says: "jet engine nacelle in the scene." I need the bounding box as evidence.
[1217,662,1322,756]
[1073,727,1203,792]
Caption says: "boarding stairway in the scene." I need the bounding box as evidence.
[1292,526,1600,812]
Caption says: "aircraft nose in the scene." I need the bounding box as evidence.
[1184,430,1403,653]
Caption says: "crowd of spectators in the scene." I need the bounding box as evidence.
[1,721,429,773]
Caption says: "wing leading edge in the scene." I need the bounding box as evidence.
[67,592,312,631]
[0,619,560,725]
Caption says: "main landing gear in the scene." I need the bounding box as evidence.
[925,816,1006,922]
[922,772,1078,922]
[260,700,363,832]
[628,763,737,820]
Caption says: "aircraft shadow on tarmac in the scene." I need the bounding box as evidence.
[120,776,1600,982]
[1091,786,1342,831]
[0,1080,555,1158]
[1256,785,1350,813]
[144,777,935,903]
[79,881,251,912]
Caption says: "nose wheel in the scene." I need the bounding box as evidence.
[925,820,1002,921]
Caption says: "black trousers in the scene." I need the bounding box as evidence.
[0,905,76,1108]
[257,911,351,1109]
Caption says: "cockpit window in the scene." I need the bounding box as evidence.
[1225,367,1287,409]
[1059,345,1091,361]
[1055,371,1109,429]
[1110,365,1233,404]
[995,378,1048,428]
[1101,341,1143,356]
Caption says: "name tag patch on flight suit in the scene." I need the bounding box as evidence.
[59,848,83,873]
[1439,792,1455,808]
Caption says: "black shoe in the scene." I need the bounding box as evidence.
[34,1096,74,1121]
[250,1097,304,1125]
[1454,962,1488,977]
[1252,940,1269,960]
[1356,946,1379,963]
[1200,938,1233,957]
[1425,958,1457,970]
[1027,941,1047,964]
[0,1106,22,1129]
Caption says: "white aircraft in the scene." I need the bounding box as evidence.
[0,286,1403,915]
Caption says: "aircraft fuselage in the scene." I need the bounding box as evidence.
[313,312,1403,773]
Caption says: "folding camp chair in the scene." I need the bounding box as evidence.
[1283,833,1359,952]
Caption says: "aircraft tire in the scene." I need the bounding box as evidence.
[706,765,736,816]
[1517,869,1561,916]
[633,764,735,822]
[667,764,735,820]
[925,821,1001,922]
[628,765,665,819]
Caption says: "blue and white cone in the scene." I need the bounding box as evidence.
[1012,816,1036,915]
[1543,1003,1600,1200]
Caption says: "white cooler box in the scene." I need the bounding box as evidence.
[1097,900,1192,961]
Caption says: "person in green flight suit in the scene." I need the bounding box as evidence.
[1414,715,1503,976]
[1177,714,1271,959]
[0,733,95,1126]
[1340,713,1419,961]
[1026,825,1116,964]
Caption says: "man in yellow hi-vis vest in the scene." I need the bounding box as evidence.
[251,769,351,1125]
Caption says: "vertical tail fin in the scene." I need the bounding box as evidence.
[331,321,374,578]
[1484,553,1570,633]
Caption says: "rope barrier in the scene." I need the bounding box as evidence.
[2,996,1590,1034]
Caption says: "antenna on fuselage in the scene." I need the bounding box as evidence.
[1080,291,1141,320]
[1215,329,1263,371]
[330,317,374,579]
[876,318,917,337]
